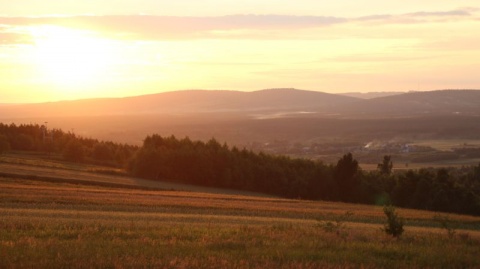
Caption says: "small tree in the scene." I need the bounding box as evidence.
[378,155,393,175]
[383,205,404,238]
[433,214,457,239]
[334,153,359,202]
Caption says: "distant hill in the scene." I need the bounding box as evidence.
[339,92,404,99]
[335,90,480,117]
[2,88,480,147]
[0,88,359,118]
[1,88,479,119]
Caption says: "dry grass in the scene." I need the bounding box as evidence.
[0,152,271,197]
[1,176,480,268]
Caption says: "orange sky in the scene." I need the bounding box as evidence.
[0,1,479,103]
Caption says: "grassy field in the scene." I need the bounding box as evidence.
[1,151,480,268]
[0,152,271,197]
[1,175,480,268]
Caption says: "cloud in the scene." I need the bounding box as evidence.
[407,9,471,17]
[0,15,348,42]
[357,8,477,24]
[92,15,347,39]
[179,60,272,66]
[0,32,22,44]
[0,8,477,43]
[0,25,33,44]
[322,54,440,63]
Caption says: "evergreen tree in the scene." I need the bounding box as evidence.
[334,153,359,202]
[63,140,85,162]
[378,155,393,175]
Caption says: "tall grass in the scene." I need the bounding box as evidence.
[1,177,480,268]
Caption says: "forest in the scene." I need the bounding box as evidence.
[1,123,479,215]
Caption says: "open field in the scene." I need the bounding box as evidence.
[1,176,480,268]
[0,152,271,197]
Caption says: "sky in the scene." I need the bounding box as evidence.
[1,1,479,103]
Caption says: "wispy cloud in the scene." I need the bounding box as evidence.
[0,8,477,43]
[356,8,476,24]
[408,9,472,17]
[0,15,346,42]
[0,32,29,44]
[0,25,33,44]
[323,54,441,63]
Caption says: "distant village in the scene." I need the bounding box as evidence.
[247,139,480,165]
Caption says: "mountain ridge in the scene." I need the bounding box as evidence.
[335,89,480,116]
[1,88,480,119]
[0,88,359,118]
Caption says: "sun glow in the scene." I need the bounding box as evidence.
[31,26,115,91]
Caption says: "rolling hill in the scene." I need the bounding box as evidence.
[2,88,480,145]
[335,90,480,117]
[1,88,480,119]
[0,88,359,118]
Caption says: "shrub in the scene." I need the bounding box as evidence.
[383,205,404,238]
[318,211,353,239]
[433,214,457,239]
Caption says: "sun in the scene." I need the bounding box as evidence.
[31,26,114,91]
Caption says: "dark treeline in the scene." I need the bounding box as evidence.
[128,134,333,199]
[1,124,479,216]
[0,123,137,167]
[128,134,480,216]
[361,165,480,215]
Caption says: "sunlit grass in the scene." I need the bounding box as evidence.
[1,177,480,268]
[0,152,274,197]
[0,151,121,173]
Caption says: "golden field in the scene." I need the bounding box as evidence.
[1,174,480,268]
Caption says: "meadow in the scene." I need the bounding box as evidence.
[1,174,480,268]
[0,152,267,197]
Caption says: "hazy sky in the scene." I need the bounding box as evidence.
[1,1,479,102]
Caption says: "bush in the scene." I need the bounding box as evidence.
[383,205,404,238]
[317,211,353,240]
[433,214,457,239]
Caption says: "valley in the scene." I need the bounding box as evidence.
[2,89,480,268]
[2,89,480,169]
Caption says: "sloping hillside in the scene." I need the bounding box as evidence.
[336,90,480,117]
[0,88,359,118]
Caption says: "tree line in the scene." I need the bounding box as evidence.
[128,134,480,215]
[1,123,479,215]
[0,123,137,167]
